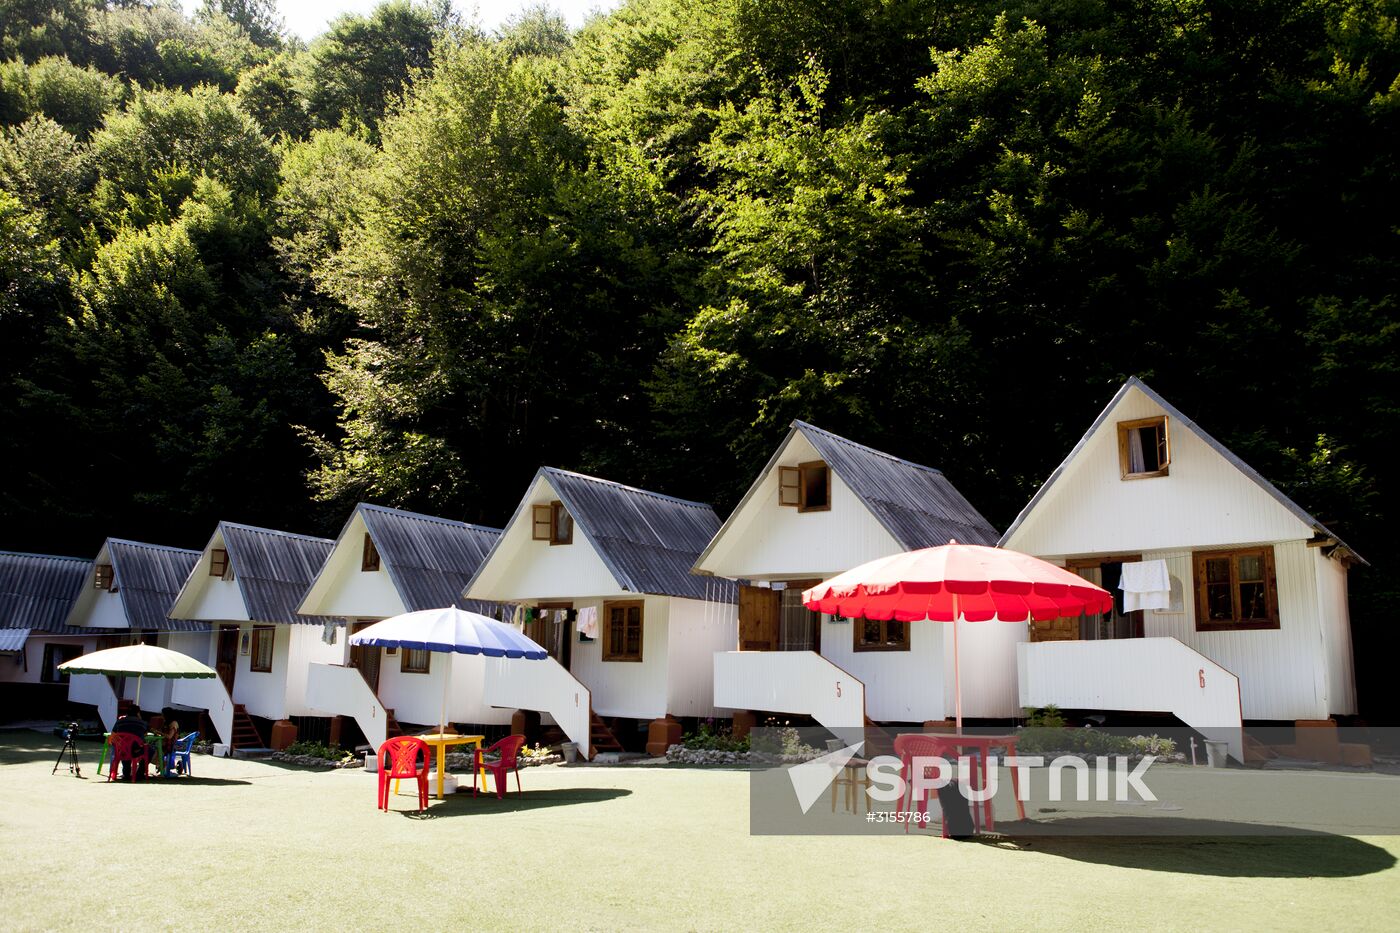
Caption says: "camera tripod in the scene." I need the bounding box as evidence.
[52,724,82,778]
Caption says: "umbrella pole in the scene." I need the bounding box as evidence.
[135,674,142,711]
[440,657,449,735]
[952,596,963,734]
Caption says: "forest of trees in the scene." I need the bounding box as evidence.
[2,1,1397,711]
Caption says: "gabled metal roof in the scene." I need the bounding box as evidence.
[997,377,1366,564]
[218,523,335,625]
[107,539,207,632]
[692,421,999,574]
[797,422,1000,548]
[0,551,91,634]
[357,504,504,615]
[467,468,736,602]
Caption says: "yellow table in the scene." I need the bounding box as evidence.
[416,733,485,799]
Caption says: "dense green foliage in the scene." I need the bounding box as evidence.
[1,1,1397,712]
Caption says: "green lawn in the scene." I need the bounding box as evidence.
[4,731,1400,931]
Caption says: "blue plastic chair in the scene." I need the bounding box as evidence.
[167,732,198,777]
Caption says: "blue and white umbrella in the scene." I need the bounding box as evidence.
[349,608,546,734]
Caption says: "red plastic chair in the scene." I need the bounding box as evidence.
[107,732,150,783]
[473,735,526,799]
[377,736,430,812]
[893,734,981,837]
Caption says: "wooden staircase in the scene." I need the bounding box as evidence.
[230,704,263,750]
[863,716,895,758]
[588,710,623,759]
[1243,733,1279,768]
[383,708,404,740]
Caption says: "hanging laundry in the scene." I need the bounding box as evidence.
[321,620,338,645]
[1120,559,1171,612]
[576,606,599,639]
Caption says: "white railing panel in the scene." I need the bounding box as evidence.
[68,674,118,730]
[714,651,866,731]
[483,657,591,758]
[306,663,387,750]
[171,677,234,747]
[1017,637,1243,761]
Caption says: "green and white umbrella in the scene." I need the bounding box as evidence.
[58,643,217,707]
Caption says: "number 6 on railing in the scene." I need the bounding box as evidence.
[1198,669,1205,689]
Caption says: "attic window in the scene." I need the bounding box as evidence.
[532,501,572,545]
[209,548,229,577]
[361,534,380,572]
[1118,417,1170,479]
[94,564,114,590]
[779,461,831,512]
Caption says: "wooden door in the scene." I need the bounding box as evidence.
[216,625,239,692]
[738,585,780,650]
[349,621,381,693]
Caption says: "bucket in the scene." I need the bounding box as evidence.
[1204,739,1229,768]
[363,751,378,773]
[561,741,579,763]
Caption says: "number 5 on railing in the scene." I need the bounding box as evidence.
[836,681,842,698]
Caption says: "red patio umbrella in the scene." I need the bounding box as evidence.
[803,543,1113,731]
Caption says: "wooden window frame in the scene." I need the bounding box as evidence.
[209,548,230,578]
[778,461,832,511]
[531,501,573,545]
[1118,416,1170,480]
[94,564,114,590]
[361,534,380,572]
[601,599,644,662]
[249,626,275,673]
[550,501,572,545]
[1192,546,1280,631]
[400,647,431,674]
[853,618,911,652]
[531,504,553,540]
[778,467,801,507]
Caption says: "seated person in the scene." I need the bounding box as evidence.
[162,720,181,773]
[111,710,149,779]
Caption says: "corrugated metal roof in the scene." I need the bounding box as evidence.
[107,539,207,632]
[540,468,736,601]
[997,378,1366,564]
[0,628,30,652]
[359,505,504,615]
[0,551,92,633]
[796,423,1000,549]
[219,523,335,625]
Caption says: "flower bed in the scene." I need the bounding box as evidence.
[272,750,363,769]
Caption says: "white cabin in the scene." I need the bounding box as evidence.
[59,538,205,729]
[1002,378,1361,755]
[296,503,510,749]
[693,421,1012,733]
[168,522,340,750]
[0,552,103,719]
[464,468,738,756]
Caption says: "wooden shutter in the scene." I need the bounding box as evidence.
[209,549,229,577]
[550,501,573,545]
[94,564,113,590]
[532,505,553,540]
[361,534,380,571]
[778,467,800,506]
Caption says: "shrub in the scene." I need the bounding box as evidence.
[681,720,749,753]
